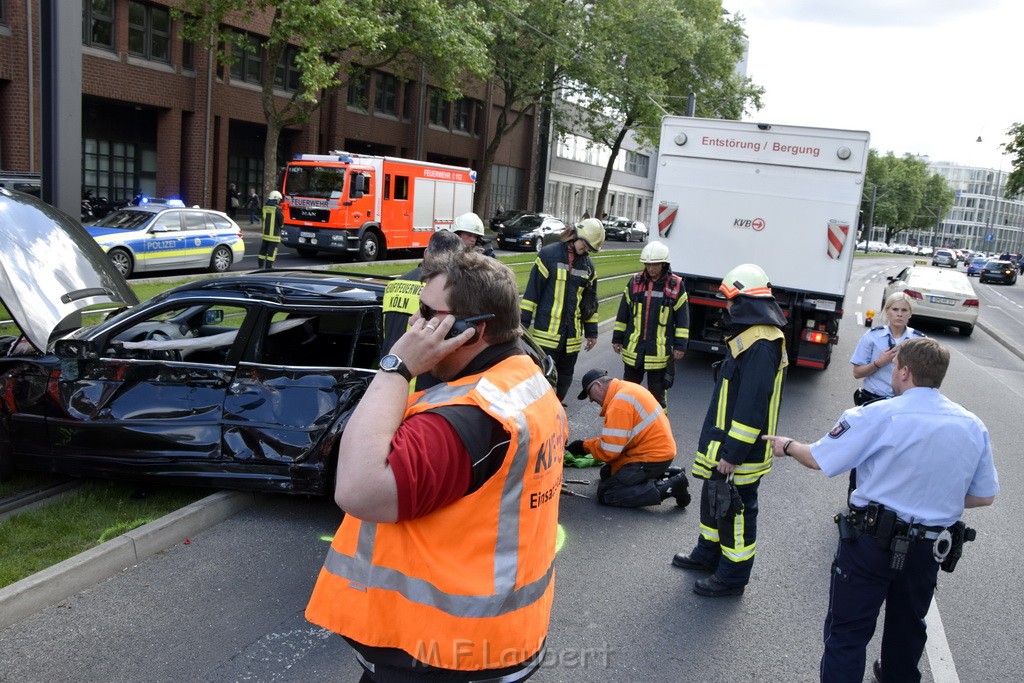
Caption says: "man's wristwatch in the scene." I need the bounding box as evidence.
[379,353,412,381]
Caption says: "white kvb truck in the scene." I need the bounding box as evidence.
[652,116,870,369]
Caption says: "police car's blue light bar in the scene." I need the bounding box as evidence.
[166,199,186,207]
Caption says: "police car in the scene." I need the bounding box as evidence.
[86,199,245,277]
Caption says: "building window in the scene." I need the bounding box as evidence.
[230,33,263,84]
[374,73,398,115]
[182,38,195,71]
[624,151,649,177]
[474,101,485,136]
[454,98,471,132]
[348,72,369,109]
[127,2,170,62]
[428,89,449,127]
[275,45,301,92]
[82,138,159,202]
[0,1,7,25]
[83,0,115,50]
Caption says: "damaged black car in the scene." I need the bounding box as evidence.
[0,188,555,494]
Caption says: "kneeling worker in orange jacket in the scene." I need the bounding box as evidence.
[568,369,690,508]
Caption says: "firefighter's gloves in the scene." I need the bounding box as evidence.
[566,440,587,456]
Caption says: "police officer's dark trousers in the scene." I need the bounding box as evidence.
[820,532,939,683]
[596,461,670,507]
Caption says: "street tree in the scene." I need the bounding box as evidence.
[174,0,492,202]
[565,0,762,219]
[863,150,953,245]
[471,0,589,216]
[1003,122,1024,198]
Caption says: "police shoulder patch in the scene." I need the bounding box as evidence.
[828,419,851,439]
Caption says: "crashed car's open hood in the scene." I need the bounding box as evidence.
[0,188,138,350]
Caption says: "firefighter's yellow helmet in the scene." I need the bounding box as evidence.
[719,263,773,299]
[575,218,605,252]
[639,241,671,264]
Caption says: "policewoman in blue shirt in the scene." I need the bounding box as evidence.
[850,291,923,405]
[764,337,999,683]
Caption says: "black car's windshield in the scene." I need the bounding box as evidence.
[93,210,155,230]
[285,166,345,199]
[510,215,543,229]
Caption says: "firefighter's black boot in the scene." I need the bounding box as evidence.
[656,472,690,508]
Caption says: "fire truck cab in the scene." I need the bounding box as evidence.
[279,152,475,262]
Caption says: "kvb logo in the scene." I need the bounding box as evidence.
[733,217,766,231]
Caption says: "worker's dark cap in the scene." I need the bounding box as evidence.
[577,368,609,400]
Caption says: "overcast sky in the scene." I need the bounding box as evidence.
[721,0,1023,171]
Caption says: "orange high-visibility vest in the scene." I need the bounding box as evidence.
[583,378,676,474]
[306,354,566,672]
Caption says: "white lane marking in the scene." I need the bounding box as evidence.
[856,312,864,326]
[857,296,863,305]
[926,596,960,682]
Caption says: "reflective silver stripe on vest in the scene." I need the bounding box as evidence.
[322,368,556,618]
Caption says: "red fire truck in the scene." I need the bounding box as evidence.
[279,152,476,261]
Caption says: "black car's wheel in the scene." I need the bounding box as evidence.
[209,245,233,273]
[358,232,382,262]
[296,246,318,258]
[108,248,134,277]
[535,237,545,253]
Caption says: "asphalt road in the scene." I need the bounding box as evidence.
[2,257,1021,682]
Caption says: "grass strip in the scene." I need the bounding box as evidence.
[0,480,205,588]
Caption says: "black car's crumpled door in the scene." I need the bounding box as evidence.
[222,363,373,492]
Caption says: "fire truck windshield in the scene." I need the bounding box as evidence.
[285,166,346,199]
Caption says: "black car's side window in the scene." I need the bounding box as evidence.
[106,304,252,364]
[259,310,379,368]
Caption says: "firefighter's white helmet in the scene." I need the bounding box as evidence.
[640,241,670,264]
[268,190,283,201]
[575,218,605,252]
[719,263,773,299]
[452,212,485,237]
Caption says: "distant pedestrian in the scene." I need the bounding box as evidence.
[227,183,240,219]
[246,187,261,225]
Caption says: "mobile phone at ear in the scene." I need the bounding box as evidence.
[446,314,496,342]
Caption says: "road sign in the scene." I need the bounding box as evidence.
[985,234,994,241]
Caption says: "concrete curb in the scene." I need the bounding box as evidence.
[977,319,1024,363]
[0,490,257,630]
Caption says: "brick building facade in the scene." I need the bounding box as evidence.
[0,0,537,217]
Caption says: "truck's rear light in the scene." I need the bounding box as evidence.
[903,289,923,299]
[801,330,830,344]
[964,299,979,307]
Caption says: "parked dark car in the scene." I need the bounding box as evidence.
[489,209,527,231]
[604,219,649,242]
[978,260,1018,285]
[0,188,556,493]
[494,213,566,252]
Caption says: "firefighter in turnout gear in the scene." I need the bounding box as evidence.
[671,263,788,597]
[612,241,689,407]
[257,190,284,269]
[521,218,604,402]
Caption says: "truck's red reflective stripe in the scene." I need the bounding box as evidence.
[795,359,826,369]
[690,296,728,308]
